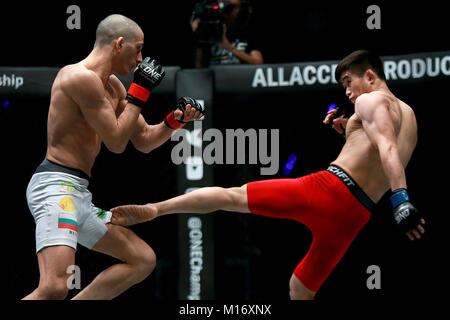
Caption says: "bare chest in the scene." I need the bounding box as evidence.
[345,114,362,138]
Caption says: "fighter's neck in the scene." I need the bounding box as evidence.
[368,80,392,96]
[82,49,115,86]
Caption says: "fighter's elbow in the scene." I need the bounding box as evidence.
[136,145,154,154]
[104,139,128,154]
[108,146,126,154]
[383,138,398,152]
[378,141,399,161]
[131,139,154,154]
[110,146,126,154]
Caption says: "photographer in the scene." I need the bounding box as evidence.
[191,0,263,68]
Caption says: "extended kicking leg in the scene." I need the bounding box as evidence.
[111,185,249,226]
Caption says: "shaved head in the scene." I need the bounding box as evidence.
[94,14,142,47]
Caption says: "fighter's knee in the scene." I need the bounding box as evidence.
[140,245,157,274]
[289,287,315,300]
[225,185,248,212]
[39,279,70,300]
[289,275,315,300]
[132,245,157,283]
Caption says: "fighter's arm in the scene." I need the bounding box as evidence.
[131,104,204,153]
[131,117,175,154]
[356,93,424,240]
[323,108,348,136]
[111,77,168,153]
[355,94,406,190]
[62,70,141,154]
[114,80,203,153]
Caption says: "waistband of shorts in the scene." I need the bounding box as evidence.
[326,164,375,212]
[35,159,90,181]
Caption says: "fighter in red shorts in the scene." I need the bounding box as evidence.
[110,50,425,299]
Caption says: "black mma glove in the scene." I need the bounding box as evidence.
[390,188,422,234]
[325,104,351,139]
[126,57,165,108]
[164,97,205,129]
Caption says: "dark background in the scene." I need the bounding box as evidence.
[1,0,449,67]
[1,0,448,311]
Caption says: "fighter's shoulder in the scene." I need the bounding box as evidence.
[59,64,103,95]
[355,92,390,109]
[398,98,413,113]
[354,93,392,124]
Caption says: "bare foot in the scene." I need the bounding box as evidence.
[110,204,158,226]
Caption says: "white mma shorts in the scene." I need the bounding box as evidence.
[26,159,112,253]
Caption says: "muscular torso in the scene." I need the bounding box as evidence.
[46,63,125,176]
[332,91,417,203]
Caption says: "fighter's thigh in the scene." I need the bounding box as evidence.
[37,245,75,285]
[245,178,306,219]
[30,190,80,253]
[92,223,155,264]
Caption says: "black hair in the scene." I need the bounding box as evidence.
[335,49,386,82]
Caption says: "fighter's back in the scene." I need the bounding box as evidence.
[46,63,104,175]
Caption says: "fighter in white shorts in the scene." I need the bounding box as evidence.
[22,14,204,300]
[27,159,112,253]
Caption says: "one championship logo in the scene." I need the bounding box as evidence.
[395,209,410,224]
[0,74,24,89]
[143,66,161,81]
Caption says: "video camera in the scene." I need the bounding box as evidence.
[192,0,234,43]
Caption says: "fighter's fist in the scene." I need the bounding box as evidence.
[135,57,165,89]
[164,97,205,129]
[390,188,425,240]
[323,105,347,136]
[126,57,165,108]
[334,118,348,135]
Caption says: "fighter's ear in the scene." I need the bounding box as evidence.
[114,37,125,52]
[365,69,377,84]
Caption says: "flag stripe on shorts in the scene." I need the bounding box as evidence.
[58,218,78,231]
